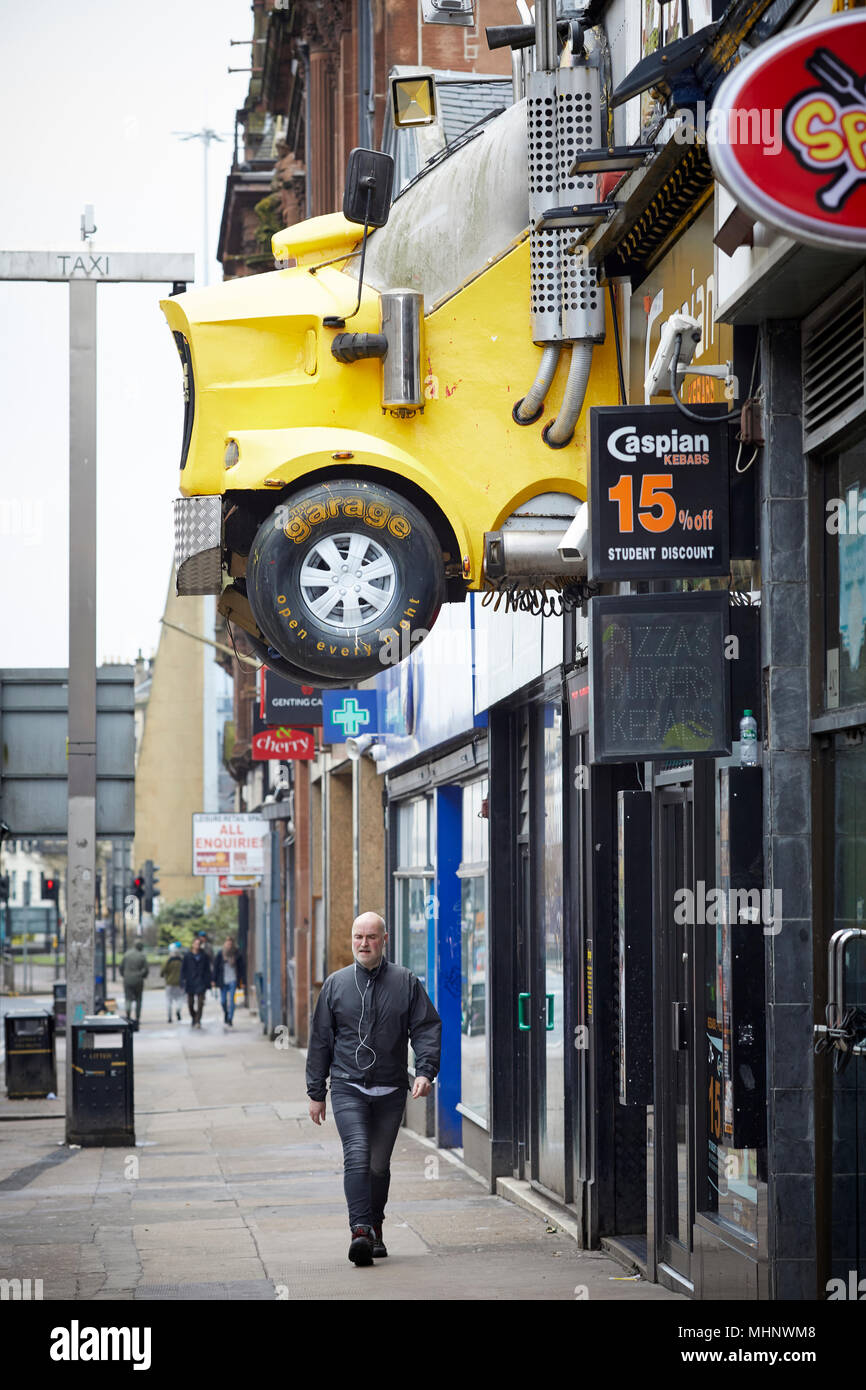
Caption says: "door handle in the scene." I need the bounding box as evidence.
[546,994,555,1031]
[518,993,531,1031]
[672,1001,688,1050]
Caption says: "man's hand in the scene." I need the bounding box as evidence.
[412,1076,432,1099]
[309,1099,326,1125]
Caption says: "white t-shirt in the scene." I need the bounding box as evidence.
[348,1083,398,1096]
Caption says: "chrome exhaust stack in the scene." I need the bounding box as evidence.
[380,289,424,411]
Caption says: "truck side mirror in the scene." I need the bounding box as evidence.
[343,149,394,229]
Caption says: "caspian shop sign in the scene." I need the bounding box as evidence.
[709,11,866,252]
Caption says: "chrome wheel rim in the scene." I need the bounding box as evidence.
[298,532,396,630]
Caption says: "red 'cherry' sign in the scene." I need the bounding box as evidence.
[710,12,866,252]
[251,727,315,761]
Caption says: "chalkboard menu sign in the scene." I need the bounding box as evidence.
[589,405,730,581]
[588,593,731,762]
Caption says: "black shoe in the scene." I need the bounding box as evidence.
[348,1226,374,1267]
[371,1224,388,1258]
[176,1011,182,1021]
[227,1017,233,1027]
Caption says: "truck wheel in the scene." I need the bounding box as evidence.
[242,632,351,689]
[246,479,445,680]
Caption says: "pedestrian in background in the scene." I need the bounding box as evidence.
[197,930,217,999]
[160,942,184,1023]
[181,935,212,1028]
[214,936,244,1028]
[119,938,149,1029]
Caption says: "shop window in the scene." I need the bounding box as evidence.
[394,797,434,989]
[823,436,866,711]
[398,877,431,985]
[702,917,760,1245]
[458,778,489,1125]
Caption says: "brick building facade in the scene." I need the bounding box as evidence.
[218,0,516,278]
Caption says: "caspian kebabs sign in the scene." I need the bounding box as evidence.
[709,11,866,252]
[589,406,730,581]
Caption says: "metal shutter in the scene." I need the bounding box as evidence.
[802,268,866,453]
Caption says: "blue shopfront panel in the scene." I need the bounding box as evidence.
[434,786,462,1149]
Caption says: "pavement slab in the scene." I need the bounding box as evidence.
[0,988,684,1303]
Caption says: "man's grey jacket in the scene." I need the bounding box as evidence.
[306,957,442,1101]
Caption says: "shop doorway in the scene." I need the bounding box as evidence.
[655,786,696,1286]
[825,738,866,1288]
[515,700,571,1205]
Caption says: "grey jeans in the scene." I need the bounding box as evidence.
[329,1080,406,1229]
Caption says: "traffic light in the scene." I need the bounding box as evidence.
[132,874,145,904]
[41,873,59,902]
[143,860,160,912]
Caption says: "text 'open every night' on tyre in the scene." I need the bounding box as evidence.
[245,479,446,681]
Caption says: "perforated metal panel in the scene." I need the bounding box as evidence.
[557,70,604,342]
[527,72,561,342]
[527,64,604,344]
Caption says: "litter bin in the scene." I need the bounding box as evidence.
[68,1015,134,1146]
[53,981,67,1030]
[4,1010,56,1099]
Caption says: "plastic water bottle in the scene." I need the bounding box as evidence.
[739,710,758,766]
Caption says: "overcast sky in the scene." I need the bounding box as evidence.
[0,0,252,667]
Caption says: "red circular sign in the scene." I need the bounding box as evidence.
[710,12,866,251]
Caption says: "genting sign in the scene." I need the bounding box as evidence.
[710,12,866,252]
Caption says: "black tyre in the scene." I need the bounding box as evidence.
[246,478,445,681]
[242,632,351,689]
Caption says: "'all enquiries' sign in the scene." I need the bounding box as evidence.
[252,727,315,761]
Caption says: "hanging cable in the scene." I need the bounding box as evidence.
[607,280,627,406]
[481,576,597,614]
[735,339,764,474]
[670,333,737,424]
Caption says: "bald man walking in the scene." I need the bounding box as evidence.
[306,911,441,1266]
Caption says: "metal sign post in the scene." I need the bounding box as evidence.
[0,225,193,1142]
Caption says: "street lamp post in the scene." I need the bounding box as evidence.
[172,129,229,287]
